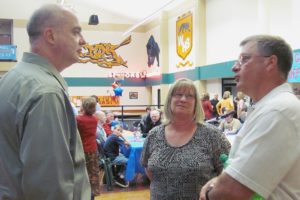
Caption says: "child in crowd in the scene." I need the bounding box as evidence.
[76,97,100,199]
[104,124,130,188]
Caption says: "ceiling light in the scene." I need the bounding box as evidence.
[88,14,99,25]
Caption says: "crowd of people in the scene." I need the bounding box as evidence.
[0,3,299,200]
[70,82,252,199]
[73,84,248,199]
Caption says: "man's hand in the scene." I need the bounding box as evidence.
[124,140,130,147]
[200,177,217,200]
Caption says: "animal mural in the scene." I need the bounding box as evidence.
[179,23,190,33]
[146,35,160,67]
[178,22,192,55]
[79,36,131,68]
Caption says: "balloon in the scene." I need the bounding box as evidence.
[112,82,118,89]
[113,87,123,96]
[112,78,124,96]
[115,79,124,84]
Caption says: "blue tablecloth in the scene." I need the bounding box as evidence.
[121,136,145,181]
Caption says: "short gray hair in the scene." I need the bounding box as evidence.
[95,110,106,118]
[240,35,293,80]
[27,4,68,43]
[163,78,204,124]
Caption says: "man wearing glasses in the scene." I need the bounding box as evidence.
[200,35,300,200]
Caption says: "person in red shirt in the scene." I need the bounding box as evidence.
[102,111,115,136]
[76,97,100,200]
[201,92,214,120]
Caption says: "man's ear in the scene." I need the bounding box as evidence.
[265,55,278,72]
[43,27,56,45]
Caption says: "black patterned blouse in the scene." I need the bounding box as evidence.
[141,123,231,200]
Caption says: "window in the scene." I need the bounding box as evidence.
[0,19,16,61]
[0,19,13,45]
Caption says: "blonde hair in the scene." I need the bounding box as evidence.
[237,91,244,100]
[223,91,231,99]
[95,110,106,121]
[163,78,204,124]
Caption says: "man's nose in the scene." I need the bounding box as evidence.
[79,36,86,45]
[232,62,240,73]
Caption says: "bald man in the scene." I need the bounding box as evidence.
[0,4,90,199]
[140,109,162,137]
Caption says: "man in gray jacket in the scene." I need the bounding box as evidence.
[0,4,91,200]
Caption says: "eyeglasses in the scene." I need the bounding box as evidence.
[172,93,195,100]
[236,54,271,66]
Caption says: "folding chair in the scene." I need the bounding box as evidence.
[97,142,114,191]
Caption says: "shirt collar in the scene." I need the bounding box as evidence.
[22,52,69,92]
[253,83,292,109]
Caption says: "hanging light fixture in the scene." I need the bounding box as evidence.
[88,14,99,25]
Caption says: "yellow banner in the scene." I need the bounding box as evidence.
[71,96,119,107]
[176,11,193,60]
[99,96,120,106]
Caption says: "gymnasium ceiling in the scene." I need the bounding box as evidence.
[69,0,185,23]
[2,0,186,25]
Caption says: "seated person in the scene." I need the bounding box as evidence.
[138,106,152,130]
[141,106,152,122]
[95,111,107,148]
[102,111,115,136]
[218,110,241,135]
[103,124,130,188]
[140,109,162,137]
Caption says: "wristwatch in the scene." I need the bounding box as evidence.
[205,187,212,200]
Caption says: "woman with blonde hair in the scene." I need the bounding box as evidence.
[236,91,247,122]
[141,78,231,200]
[216,91,234,115]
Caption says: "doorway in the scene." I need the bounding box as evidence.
[222,78,237,97]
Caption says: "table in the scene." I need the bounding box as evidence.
[121,134,145,182]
